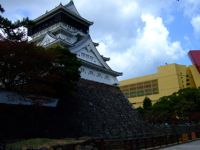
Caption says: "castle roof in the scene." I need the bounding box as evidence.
[65,0,80,16]
[70,35,122,77]
[34,1,93,26]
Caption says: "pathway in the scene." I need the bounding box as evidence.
[161,140,200,150]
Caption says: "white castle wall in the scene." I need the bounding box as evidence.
[79,66,119,85]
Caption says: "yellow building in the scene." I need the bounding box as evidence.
[120,63,200,108]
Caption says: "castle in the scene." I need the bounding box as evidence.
[28,1,122,85]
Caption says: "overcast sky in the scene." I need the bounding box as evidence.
[1,0,200,80]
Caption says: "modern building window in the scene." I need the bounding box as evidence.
[120,79,159,98]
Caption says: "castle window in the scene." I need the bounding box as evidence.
[88,71,93,75]
[81,53,85,57]
[90,56,93,60]
[80,68,85,73]
[105,75,109,79]
[97,73,101,77]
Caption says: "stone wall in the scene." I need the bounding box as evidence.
[57,79,153,138]
[0,79,153,140]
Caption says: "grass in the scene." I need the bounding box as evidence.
[6,138,86,150]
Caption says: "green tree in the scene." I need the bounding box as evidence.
[137,106,144,113]
[152,96,176,123]
[0,4,4,13]
[0,4,81,102]
[0,4,33,41]
[0,41,80,99]
[149,88,200,123]
[143,97,152,110]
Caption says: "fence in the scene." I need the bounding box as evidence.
[93,125,200,150]
[94,132,199,150]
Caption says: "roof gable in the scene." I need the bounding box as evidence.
[77,46,103,66]
[71,36,111,70]
[39,32,57,46]
[65,1,80,16]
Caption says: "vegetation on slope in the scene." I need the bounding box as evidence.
[137,88,200,124]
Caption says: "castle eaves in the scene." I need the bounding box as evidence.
[34,4,93,26]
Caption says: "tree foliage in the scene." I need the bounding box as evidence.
[153,88,200,121]
[137,88,200,124]
[143,97,152,110]
[0,41,80,98]
[0,4,33,41]
[0,4,4,13]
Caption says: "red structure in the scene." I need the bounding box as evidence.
[188,50,200,74]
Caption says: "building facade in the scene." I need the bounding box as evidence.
[28,1,122,85]
[120,51,200,108]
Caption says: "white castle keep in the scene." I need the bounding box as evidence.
[28,1,122,85]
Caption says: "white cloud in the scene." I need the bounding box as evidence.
[179,0,200,36]
[121,1,139,18]
[191,15,200,34]
[98,14,185,79]
[180,0,200,17]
